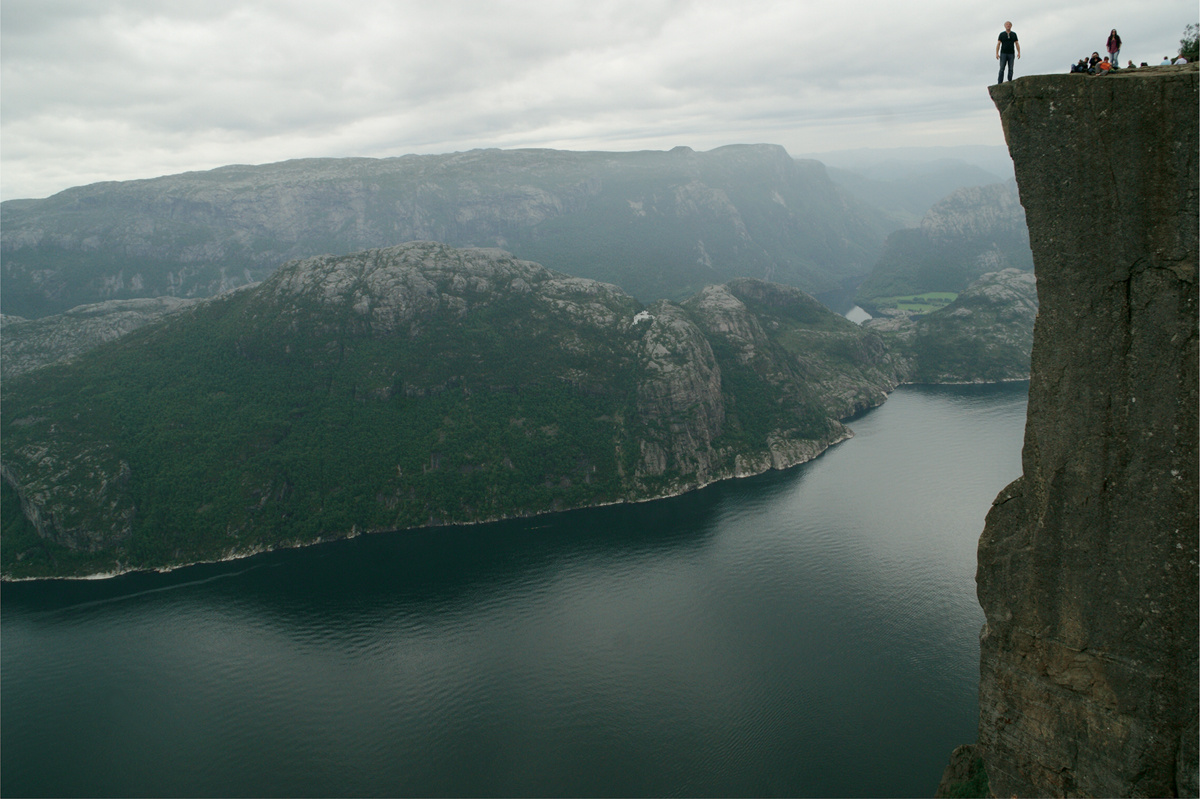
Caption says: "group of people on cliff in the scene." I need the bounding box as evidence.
[1068,30,1123,74]
[1068,29,1190,74]
[998,23,1191,82]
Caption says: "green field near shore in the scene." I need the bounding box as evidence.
[876,292,958,314]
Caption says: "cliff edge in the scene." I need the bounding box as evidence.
[978,65,1198,797]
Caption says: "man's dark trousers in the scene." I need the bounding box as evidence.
[998,52,1015,82]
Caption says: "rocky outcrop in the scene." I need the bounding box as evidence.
[869,268,1038,383]
[632,302,726,483]
[976,65,1198,797]
[934,743,988,798]
[1,296,207,380]
[1,145,889,318]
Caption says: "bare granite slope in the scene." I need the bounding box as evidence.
[1,296,207,380]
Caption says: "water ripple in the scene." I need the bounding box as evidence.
[2,384,1026,798]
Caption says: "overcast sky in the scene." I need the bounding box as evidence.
[1,0,1194,200]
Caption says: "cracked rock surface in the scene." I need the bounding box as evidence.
[976,65,1198,798]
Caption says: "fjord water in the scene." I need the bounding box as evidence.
[2,383,1028,798]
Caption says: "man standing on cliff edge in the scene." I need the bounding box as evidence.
[996,21,1020,83]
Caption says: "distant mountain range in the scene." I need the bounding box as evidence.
[805,144,1014,224]
[0,145,892,319]
[855,180,1033,309]
[826,162,1009,227]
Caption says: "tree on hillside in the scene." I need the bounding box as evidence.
[1181,23,1199,62]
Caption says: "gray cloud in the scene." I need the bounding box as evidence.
[2,0,1194,199]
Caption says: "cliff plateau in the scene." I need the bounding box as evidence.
[975,65,1198,797]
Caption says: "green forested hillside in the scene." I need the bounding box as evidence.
[1,243,903,578]
[867,269,1038,383]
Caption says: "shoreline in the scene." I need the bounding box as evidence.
[2,426,857,584]
[3,379,1031,584]
[900,375,1029,387]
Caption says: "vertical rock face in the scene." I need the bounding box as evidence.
[633,301,726,483]
[980,66,1198,797]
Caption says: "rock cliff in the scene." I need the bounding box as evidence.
[976,65,1197,797]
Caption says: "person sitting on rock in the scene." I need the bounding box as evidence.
[1099,57,1113,72]
[1126,60,1136,69]
[1089,52,1103,72]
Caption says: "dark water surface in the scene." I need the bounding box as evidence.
[1,383,1028,798]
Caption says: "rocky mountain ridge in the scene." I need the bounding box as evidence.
[1,296,206,381]
[1,145,890,318]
